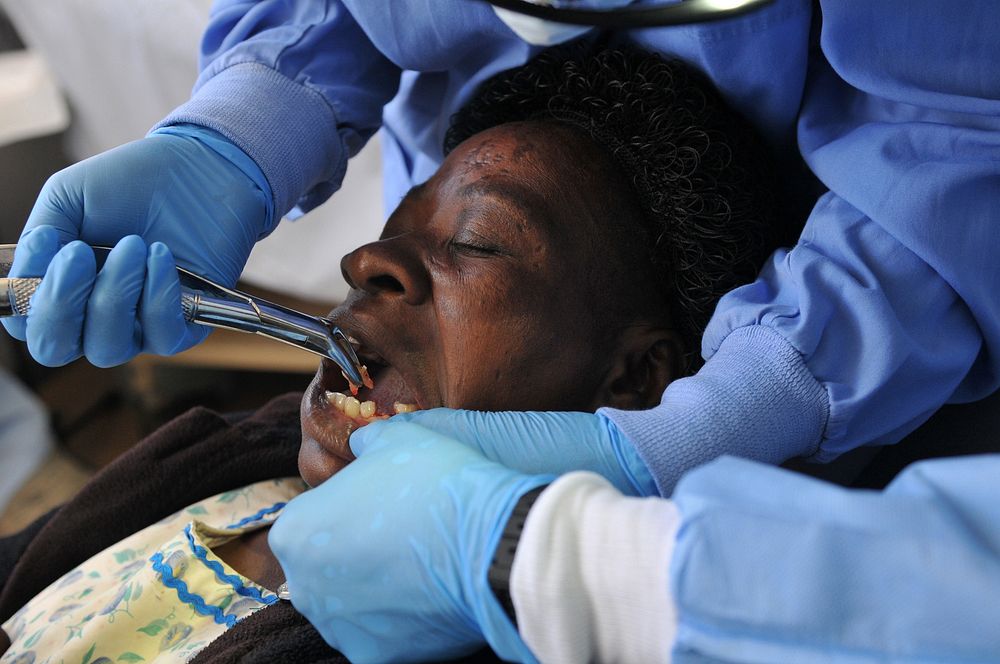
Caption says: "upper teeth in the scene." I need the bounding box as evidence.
[324,391,419,421]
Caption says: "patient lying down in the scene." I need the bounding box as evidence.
[0,45,778,662]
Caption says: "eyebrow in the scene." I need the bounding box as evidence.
[455,180,553,233]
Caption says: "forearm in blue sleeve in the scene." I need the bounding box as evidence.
[707,189,987,462]
[610,0,1000,487]
[604,186,981,489]
[670,454,1000,661]
[157,0,401,218]
[704,0,1000,462]
[602,325,828,495]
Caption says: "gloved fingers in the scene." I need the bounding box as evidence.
[275,419,541,664]
[349,419,494,466]
[25,241,96,366]
[392,408,568,467]
[395,409,657,496]
[22,167,87,243]
[348,418,439,458]
[1,225,63,341]
[140,242,208,356]
[83,236,146,367]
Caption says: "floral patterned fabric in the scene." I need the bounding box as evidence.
[1,478,306,663]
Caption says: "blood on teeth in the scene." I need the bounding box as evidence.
[344,364,375,397]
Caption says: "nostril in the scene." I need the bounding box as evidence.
[367,274,405,293]
[342,240,428,302]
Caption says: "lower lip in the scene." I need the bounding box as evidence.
[301,373,361,460]
[302,360,423,449]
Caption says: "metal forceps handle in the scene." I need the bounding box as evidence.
[0,244,365,385]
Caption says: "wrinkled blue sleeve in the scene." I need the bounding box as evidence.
[605,0,1000,493]
[670,454,1000,661]
[157,0,401,218]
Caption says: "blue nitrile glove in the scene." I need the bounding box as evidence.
[2,124,273,367]
[269,420,551,664]
[392,408,658,497]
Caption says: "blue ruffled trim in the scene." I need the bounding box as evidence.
[184,525,278,605]
[150,551,237,627]
[226,501,287,529]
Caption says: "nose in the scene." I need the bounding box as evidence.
[340,237,431,305]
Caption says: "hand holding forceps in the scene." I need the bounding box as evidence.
[0,243,366,387]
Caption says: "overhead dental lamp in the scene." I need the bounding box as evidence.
[481,0,773,28]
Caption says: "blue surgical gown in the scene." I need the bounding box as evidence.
[671,452,1000,662]
[160,1,1000,659]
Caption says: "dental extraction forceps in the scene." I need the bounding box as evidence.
[0,243,366,386]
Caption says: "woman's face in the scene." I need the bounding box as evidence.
[299,122,635,486]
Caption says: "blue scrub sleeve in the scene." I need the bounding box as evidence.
[670,453,1000,661]
[602,325,828,495]
[156,0,402,218]
[711,0,1000,459]
[607,0,1000,491]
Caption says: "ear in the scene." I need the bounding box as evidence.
[594,326,685,411]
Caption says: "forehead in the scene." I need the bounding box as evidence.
[420,122,606,235]
[443,122,580,179]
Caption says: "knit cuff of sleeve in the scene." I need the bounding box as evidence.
[510,472,680,664]
[601,325,829,496]
[154,62,345,221]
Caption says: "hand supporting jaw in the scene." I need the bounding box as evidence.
[270,420,552,663]
[392,408,658,496]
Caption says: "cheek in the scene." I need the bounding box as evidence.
[433,278,532,406]
[493,276,609,409]
[434,276,600,411]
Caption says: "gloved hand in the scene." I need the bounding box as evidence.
[269,420,551,664]
[2,124,273,367]
[392,408,659,496]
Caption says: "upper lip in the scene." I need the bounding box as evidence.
[330,309,379,352]
[321,311,394,391]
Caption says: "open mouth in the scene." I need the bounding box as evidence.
[299,325,425,485]
[317,336,422,426]
[323,337,420,426]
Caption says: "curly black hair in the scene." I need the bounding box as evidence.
[445,44,780,372]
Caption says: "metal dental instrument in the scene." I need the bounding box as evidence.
[0,244,366,386]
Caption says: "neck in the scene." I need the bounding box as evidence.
[214,526,286,591]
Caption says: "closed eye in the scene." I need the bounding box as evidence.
[449,239,504,256]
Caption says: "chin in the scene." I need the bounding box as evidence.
[297,435,352,488]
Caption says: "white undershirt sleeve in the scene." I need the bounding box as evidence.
[510,471,681,663]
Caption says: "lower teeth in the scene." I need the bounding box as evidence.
[360,400,376,418]
[344,396,361,418]
[324,391,418,420]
